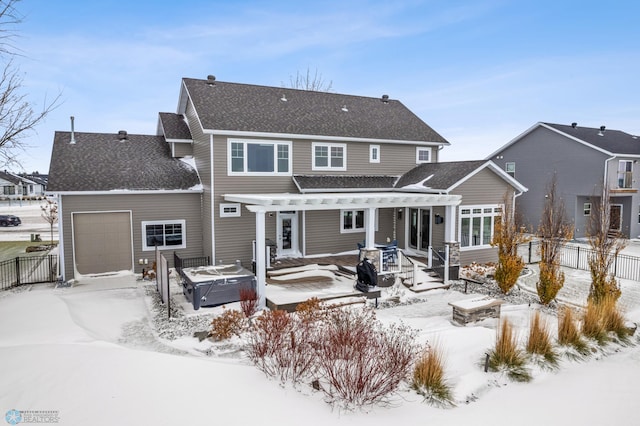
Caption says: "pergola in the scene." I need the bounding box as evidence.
[224,191,462,307]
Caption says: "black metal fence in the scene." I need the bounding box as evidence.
[0,255,58,290]
[521,240,640,282]
[173,252,210,274]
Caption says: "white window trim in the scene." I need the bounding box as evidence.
[312,142,347,171]
[339,209,378,234]
[458,204,501,250]
[416,147,431,164]
[220,203,241,218]
[583,202,592,216]
[369,144,380,163]
[505,162,516,177]
[141,220,186,251]
[227,138,292,176]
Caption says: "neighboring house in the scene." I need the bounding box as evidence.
[48,76,526,288]
[20,172,48,196]
[487,122,640,239]
[0,170,42,199]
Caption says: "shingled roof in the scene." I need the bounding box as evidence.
[158,112,192,141]
[181,77,449,144]
[47,131,200,192]
[293,175,399,192]
[542,123,640,155]
[395,160,492,191]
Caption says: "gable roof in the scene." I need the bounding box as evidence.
[487,122,640,159]
[293,175,399,193]
[47,131,200,192]
[179,77,449,145]
[157,112,192,142]
[395,160,527,193]
[0,171,27,185]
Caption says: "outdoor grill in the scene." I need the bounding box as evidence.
[180,262,257,310]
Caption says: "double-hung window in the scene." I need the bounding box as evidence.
[142,220,186,251]
[459,205,501,248]
[229,139,291,176]
[313,142,346,171]
[505,162,516,178]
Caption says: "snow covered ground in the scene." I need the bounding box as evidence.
[0,201,57,242]
[1,205,640,424]
[1,262,639,425]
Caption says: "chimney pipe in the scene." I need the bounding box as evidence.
[70,116,76,144]
[571,122,577,128]
[118,130,128,141]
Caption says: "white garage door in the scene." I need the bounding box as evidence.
[73,212,133,275]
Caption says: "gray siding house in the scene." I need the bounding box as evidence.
[48,76,526,288]
[487,122,640,239]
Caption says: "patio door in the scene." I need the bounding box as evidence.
[277,211,299,257]
[609,204,622,232]
[409,208,431,252]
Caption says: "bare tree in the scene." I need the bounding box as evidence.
[0,0,60,168]
[40,198,57,247]
[284,67,333,92]
[536,174,574,305]
[586,185,627,304]
[491,191,529,294]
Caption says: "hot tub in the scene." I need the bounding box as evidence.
[180,263,257,310]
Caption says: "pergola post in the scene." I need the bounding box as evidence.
[255,210,266,308]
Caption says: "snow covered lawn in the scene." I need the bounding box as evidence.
[1,267,639,425]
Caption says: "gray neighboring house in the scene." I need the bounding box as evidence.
[48,76,526,283]
[487,122,640,239]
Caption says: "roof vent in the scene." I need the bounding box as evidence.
[598,125,605,136]
[280,94,287,102]
[571,122,577,128]
[69,116,76,145]
[206,75,216,86]
[381,94,389,103]
[341,105,348,112]
[118,130,128,141]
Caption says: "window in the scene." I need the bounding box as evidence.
[416,147,430,164]
[340,209,378,233]
[584,202,592,216]
[459,205,501,248]
[313,142,346,170]
[369,145,380,163]
[3,186,14,195]
[220,203,241,218]
[142,220,186,251]
[228,139,291,175]
[617,160,633,188]
[505,162,516,178]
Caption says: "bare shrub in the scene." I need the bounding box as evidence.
[209,309,246,340]
[239,287,258,318]
[245,310,318,385]
[525,311,558,368]
[487,317,531,382]
[315,307,419,408]
[557,306,589,357]
[411,342,455,407]
[295,297,326,324]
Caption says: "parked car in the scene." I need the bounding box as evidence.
[0,215,21,226]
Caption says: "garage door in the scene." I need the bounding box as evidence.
[73,212,133,275]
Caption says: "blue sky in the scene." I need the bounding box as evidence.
[11,0,640,173]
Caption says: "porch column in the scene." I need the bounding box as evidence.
[444,204,456,242]
[255,210,267,308]
[365,207,376,249]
